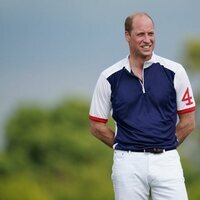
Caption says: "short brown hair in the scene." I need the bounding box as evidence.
[124,12,154,34]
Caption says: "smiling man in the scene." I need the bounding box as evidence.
[89,12,196,200]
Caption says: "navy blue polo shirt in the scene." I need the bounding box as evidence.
[89,54,196,151]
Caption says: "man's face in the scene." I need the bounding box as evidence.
[125,15,155,60]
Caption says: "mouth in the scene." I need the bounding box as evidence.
[141,45,152,50]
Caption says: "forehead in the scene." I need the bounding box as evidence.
[132,15,154,32]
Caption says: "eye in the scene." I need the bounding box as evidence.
[148,32,154,36]
[137,33,144,37]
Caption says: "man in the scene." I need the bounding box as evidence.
[89,12,196,200]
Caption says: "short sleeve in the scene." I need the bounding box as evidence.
[89,73,112,123]
[174,66,196,114]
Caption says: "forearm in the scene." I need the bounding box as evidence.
[90,121,115,148]
[176,121,194,145]
[176,111,196,145]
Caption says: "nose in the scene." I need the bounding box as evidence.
[143,34,151,43]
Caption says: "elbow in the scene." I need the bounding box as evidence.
[89,120,99,137]
[187,119,196,134]
[190,120,196,132]
[89,120,106,139]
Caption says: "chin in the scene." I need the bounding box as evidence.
[141,52,153,59]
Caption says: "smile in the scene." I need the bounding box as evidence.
[141,45,151,49]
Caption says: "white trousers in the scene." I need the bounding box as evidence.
[111,150,188,200]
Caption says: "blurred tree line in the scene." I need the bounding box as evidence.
[0,100,114,200]
[0,40,200,200]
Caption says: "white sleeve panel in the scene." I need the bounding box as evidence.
[89,73,112,122]
[174,66,196,113]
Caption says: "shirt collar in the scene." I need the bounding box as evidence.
[123,52,156,72]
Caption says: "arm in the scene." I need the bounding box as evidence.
[90,120,115,148]
[176,111,196,145]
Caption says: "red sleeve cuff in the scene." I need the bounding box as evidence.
[177,106,196,114]
[89,115,108,123]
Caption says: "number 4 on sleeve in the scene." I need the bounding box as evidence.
[182,88,193,106]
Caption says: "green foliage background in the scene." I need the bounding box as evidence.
[0,40,200,199]
[0,100,114,200]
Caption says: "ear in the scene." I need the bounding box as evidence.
[125,31,131,42]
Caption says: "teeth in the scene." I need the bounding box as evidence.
[143,46,150,49]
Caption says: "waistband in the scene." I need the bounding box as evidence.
[117,147,176,154]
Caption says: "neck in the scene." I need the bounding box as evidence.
[129,52,152,69]
[129,56,143,80]
[129,56,144,70]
